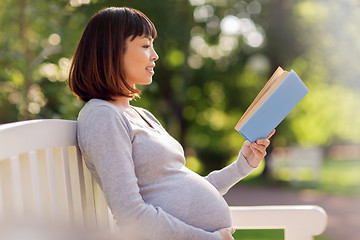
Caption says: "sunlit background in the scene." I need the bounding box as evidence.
[0,0,359,239]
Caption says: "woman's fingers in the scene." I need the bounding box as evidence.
[251,144,267,159]
[251,140,269,158]
[254,139,270,150]
[218,227,235,240]
[241,130,275,167]
[256,138,270,147]
[266,129,276,139]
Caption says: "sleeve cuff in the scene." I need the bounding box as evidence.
[236,151,257,177]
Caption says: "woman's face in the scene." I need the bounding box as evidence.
[123,35,159,87]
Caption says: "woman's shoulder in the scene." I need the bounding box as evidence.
[78,99,129,127]
[79,99,122,116]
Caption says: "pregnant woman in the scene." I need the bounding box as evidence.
[68,7,274,240]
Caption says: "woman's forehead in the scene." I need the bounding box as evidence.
[129,35,154,42]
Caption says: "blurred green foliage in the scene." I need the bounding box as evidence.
[1,0,360,174]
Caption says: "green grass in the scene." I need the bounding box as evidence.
[233,229,284,240]
[233,229,335,240]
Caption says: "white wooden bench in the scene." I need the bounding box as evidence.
[0,119,327,239]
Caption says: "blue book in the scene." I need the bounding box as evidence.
[234,67,309,143]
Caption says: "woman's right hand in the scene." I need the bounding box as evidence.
[218,227,236,240]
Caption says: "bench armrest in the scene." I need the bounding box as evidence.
[230,205,327,240]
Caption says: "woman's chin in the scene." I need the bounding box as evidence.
[135,80,152,87]
[142,79,153,85]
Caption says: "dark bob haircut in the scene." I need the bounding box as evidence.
[68,7,157,102]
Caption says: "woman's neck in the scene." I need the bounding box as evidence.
[109,96,131,110]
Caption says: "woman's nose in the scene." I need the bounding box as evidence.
[151,48,159,61]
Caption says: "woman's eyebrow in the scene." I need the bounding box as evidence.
[141,36,152,41]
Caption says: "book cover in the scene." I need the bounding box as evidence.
[235,68,309,143]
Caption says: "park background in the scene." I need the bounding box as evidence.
[0,0,359,239]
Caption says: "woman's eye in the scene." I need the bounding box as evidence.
[143,45,150,49]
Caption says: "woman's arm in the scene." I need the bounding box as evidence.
[79,106,221,240]
[204,148,255,195]
[205,130,275,195]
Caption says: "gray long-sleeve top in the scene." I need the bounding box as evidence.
[77,99,256,240]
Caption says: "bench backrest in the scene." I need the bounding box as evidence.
[0,119,116,231]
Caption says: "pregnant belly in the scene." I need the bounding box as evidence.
[140,167,232,231]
